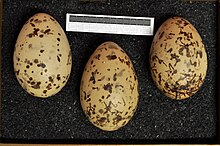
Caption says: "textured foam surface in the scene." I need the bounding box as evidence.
[1,0,218,144]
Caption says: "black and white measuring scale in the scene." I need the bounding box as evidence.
[66,13,154,36]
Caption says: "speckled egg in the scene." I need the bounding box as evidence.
[150,17,207,100]
[80,42,139,131]
[13,13,72,98]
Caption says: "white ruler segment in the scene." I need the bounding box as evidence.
[66,13,154,36]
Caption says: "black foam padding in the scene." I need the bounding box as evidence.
[1,0,218,144]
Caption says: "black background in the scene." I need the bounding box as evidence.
[0,0,218,144]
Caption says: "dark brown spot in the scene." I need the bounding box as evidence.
[103,83,113,93]
[49,76,54,83]
[167,48,173,53]
[159,31,164,39]
[94,54,101,60]
[89,70,97,84]
[43,90,47,94]
[37,63,46,68]
[113,115,123,125]
[118,57,124,63]
[34,19,42,23]
[27,34,33,38]
[113,73,117,81]
[34,59,38,63]
[106,54,117,60]
[30,23,35,27]
[55,74,60,81]
[39,34,44,38]
[99,109,104,114]
[126,60,131,67]
[98,117,107,124]
[57,38,60,42]
[19,79,23,83]
[40,50,44,53]
[44,29,51,34]
[33,28,40,36]
[106,94,111,99]
[32,82,41,89]
[50,17,55,21]
[57,55,61,62]
[115,85,124,89]
[92,87,99,90]
[46,83,52,90]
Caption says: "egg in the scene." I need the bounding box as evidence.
[150,17,207,100]
[80,42,138,131]
[13,13,72,98]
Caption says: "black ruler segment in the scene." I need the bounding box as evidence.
[69,15,151,26]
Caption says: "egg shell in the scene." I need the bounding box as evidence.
[150,17,208,100]
[80,42,139,131]
[13,13,72,98]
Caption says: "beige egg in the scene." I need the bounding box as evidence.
[13,13,72,98]
[80,42,139,131]
[150,17,207,100]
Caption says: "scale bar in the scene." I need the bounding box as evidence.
[66,13,154,36]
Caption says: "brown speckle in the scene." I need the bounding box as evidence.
[50,17,55,21]
[46,83,52,90]
[34,19,42,23]
[37,63,46,68]
[106,54,117,60]
[94,54,101,60]
[57,55,61,62]
[49,76,54,83]
[57,74,61,81]
[113,73,117,81]
[32,82,41,89]
[159,31,164,39]
[103,83,113,93]
[30,23,35,27]
[98,117,107,124]
[34,59,38,64]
